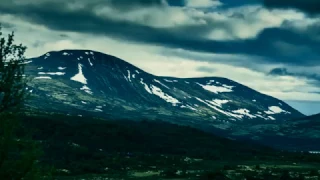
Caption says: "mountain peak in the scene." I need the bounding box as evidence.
[31,49,146,76]
[37,49,127,65]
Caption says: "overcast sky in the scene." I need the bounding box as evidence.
[1,0,320,115]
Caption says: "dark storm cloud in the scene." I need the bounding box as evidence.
[102,0,166,10]
[221,0,261,8]
[59,34,69,38]
[269,68,291,76]
[196,66,216,73]
[166,0,185,6]
[263,0,320,15]
[0,0,166,15]
[0,0,320,67]
[269,68,320,84]
[269,68,320,94]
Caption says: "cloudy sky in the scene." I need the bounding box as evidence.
[1,0,320,115]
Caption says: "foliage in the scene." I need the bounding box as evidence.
[15,112,320,179]
[0,25,28,113]
[160,169,178,178]
[309,169,318,176]
[200,171,230,180]
[0,25,52,179]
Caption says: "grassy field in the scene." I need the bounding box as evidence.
[55,160,320,180]
[16,112,320,180]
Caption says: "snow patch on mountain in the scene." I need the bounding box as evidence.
[88,58,93,66]
[181,104,197,111]
[34,76,52,79]
[23,60,33,64]
[58,67,66,70]
[268,116,276,120]
[255,114,268,120]
[232,109,256,119]
[196,83,233,94]
[38,72,65,75]
[71,64,87,84]
[140,78,152,94]
[140,78,179,105]
[127,70,132,82]
[196,98,242,119]
[80,85,92,95]
[154,79,169,89]
[186,105,197,111]
[81,101,87,104]
[265,106,290,114]
[164,79,174,82]
[95,108,103,112]
[124,75,128,82]
[94,105,103,112]
[44,53,50,59]
[150,85,180,105]
[207,99,230,107]
[180,105,197,111]
[222,84,234,89]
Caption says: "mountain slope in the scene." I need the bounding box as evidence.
[23,50,309,149]
[25,50,303,121]
[261,113,320,150]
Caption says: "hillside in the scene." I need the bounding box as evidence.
[25,50,303,122]
[22,50,311,150]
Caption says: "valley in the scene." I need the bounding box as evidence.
[20,112,320,180]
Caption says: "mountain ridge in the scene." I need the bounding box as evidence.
[23,49,317,150]
[27,49,306,117]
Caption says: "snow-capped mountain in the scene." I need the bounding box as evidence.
[24,50,311,149]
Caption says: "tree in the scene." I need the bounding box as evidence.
[0,25,52,179]
[0,26,28,113]
[310,169,318,176]
[280,170,292,180]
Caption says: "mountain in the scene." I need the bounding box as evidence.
[24,50,311,149]
[222,113,320,151]
[263,113,320,150]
